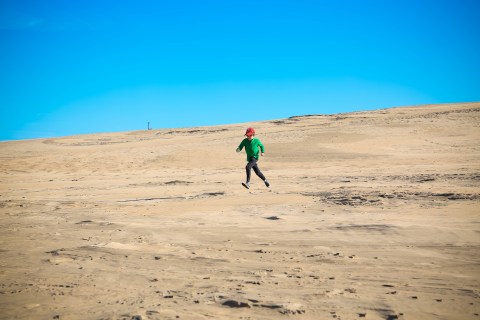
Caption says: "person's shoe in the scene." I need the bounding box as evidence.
[242,182,250,189]
[264,179,270,187]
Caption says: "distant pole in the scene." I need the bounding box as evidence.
[148,122,150,130]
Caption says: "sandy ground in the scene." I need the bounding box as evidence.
[0,102,479,320]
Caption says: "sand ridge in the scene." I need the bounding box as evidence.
[0,102,479,319]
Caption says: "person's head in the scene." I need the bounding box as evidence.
[245,127,255,140]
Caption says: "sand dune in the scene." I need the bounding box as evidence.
[0,102,479,319]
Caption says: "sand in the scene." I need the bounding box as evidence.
[0,102,479,319]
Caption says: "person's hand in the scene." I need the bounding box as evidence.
[236,148,241,153]
[261,152,265,157]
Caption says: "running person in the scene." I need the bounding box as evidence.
[236,127,270,189]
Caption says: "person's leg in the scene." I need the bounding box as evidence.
[245,158,257,183]
[252,163,266,181]
[252,162,270,187]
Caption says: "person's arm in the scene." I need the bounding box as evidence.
[236,140,244,152]
[259,140,265,156]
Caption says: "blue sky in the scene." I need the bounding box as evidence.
[1,0,479,141]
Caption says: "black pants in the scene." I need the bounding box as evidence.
[246,157,266,183]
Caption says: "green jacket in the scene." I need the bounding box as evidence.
[238,138,265,161]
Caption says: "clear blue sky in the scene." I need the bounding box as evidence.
[1,0,479,141]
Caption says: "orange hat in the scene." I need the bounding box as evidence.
[245,127,255,137]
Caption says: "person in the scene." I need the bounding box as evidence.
[236,127,270,189]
